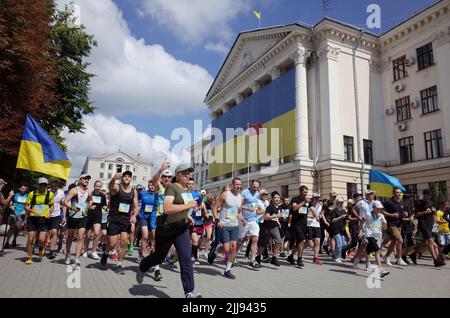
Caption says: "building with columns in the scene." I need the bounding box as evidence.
[203,0,450,200]
[81,151,152,189]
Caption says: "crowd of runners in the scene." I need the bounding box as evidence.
[1,161,449,298]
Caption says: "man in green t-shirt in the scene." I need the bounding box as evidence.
[24,177,54,265]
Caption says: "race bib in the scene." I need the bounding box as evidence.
[181,193,194,204]
[282,209,290,218]
[119,203,130,213]
[195,210,202,217]
[226,207,238,220]
[144,205,153,213]
[92,196,102,204]
[299,207,308,215]
[207,209,213,217]
[17,196,26,203]
[34,204,47,216]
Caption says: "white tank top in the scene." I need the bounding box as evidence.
[70,186,89,219]
[220,191,241,228]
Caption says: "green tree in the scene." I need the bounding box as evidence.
[430,184,446,209]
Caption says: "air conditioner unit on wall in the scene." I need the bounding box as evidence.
[399,122,408,131]
[386,106,395,116]
[395,83,405,92]
[410,98,420,108]
[405,57,416,67]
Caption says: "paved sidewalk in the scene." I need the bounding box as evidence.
[0,235,449,298]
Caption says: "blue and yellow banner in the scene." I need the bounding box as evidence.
[16,114,71,180]
[209,68,296,178]
[369,169,406,198]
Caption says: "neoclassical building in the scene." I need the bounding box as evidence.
[81,151,152,189]
[202,0,450,200]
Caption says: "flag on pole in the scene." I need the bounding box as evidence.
[369,169,406,198]
[16,114,72,180]
[252,10,261,20]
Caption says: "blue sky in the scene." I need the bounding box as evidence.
[112,0,438,139]
[61,0,440,176]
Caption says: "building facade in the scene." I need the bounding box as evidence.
[81,151,152,189]
[188,138,211,189]
[202,0,450,200]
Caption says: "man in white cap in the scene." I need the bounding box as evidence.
[24,177,54,265]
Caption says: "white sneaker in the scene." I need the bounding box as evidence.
[396,258,407,266]
[366,263,375,271]
[65,252,71,265]
[90,252,100,260]
[335,258,343,263]
[82,252,88,258]
[194,260,200,265]
[384,256,393,266]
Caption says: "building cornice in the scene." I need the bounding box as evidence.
[380,1,450,51]
[433,25,450,48]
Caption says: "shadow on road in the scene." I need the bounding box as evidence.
[129,284,170,297]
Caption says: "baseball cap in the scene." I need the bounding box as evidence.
[260,189,268,195]
[336,197,345,203]
[161,169,173,177]
[38,177,49,185]
[372,200,384,209]
[79,173,91,180]
[312,193,321,198]
[347,199,355,205]
[175,164,194,174]
[136,184,144,190]
[329,191,338,197]
[0,178,7,185]
[122,170,133,177]
[200,189,206,196]
[365,190,375,196]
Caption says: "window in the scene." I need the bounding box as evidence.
[399,137,414,164]
[196,173,199,183]
[107,173,112,179]
[396,96,411,122]
[100,172,104,179]
[429,181,448,200]
[347,183,357,200]
[417,43,434,71]
[344,136,354,162]
[126,165,130,171]
[404,184,417,200]
[281,185,289,198]
[108,164,113,170]
[100,163,105,169]
[421,86,438,114]
[363,139,373,165]
[143,177,146,181]
[116,158,124,162]
[133,166,137,172]
[425,129,443,159]
[393,55,408,81]
[133,176,137,181]
[205,170,208,181]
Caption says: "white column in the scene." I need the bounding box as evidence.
[234,93,243,104]
[250,81,260,94]
[291,45,310,161]
[270,66,281,81]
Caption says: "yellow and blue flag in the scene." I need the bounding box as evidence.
[369,169,406,198]
[252,11,261,20]
[16,114,71,180]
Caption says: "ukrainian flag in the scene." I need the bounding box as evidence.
[16,115,71,180]
[369,169,406,198]
[209,68,296,178]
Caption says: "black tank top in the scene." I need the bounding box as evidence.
[109,186,134,219]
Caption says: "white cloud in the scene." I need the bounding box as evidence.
[204,41,230,55]
[139,0,250,45]
[63,114,190,179]
[58,0,213,116]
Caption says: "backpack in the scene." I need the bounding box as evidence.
[30,191,50,206]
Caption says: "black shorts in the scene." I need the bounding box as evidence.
[67,217,87,230]
[101,222,107,231]
[365,237,380,254]
[27,217,49,233]
[107,219,131,236]
[49,216,62,230]
[86,211,102,229]
[307,227,321,239]
[418,222,433,240]
[279,221,288,238]
[292,222,307,243]
[402,232,416,247]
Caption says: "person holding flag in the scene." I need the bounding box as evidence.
[24,177,54,265]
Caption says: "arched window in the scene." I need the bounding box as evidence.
[116,157,124,162]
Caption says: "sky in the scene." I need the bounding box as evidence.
[60,0,440,177]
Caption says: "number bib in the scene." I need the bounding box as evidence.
[34,204,47,216]
[282,209,290,219]
[144,205,153,213]
[226,207,238,220]
[299,207,308,215]
[17,196,26,203]
[92,196,102,204]
[181,193,194,214]
[195,210,202,217]
[119,203,130,213]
